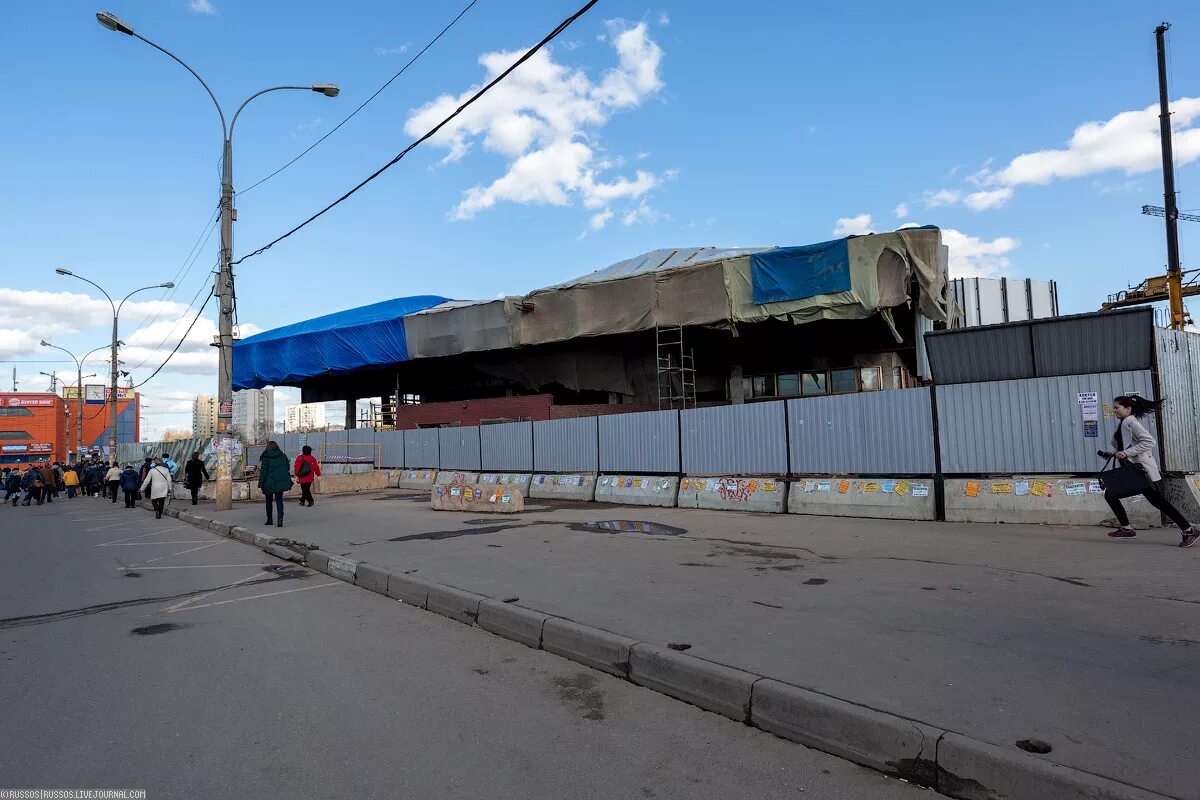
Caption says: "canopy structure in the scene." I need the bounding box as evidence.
[233,228,949,390]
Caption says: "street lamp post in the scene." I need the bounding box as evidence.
[96,10,339,511]
[40,340,105,462]
[53,270,172,463]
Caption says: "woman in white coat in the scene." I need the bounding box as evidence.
[140,457,173,519]
[1100,395,1197,547]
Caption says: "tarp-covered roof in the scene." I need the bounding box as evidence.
[234,228,949,390]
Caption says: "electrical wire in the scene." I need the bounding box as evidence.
[132,289,215,389]
[233,0,599,266]
[237,0,481,197]
[126,261,218,373]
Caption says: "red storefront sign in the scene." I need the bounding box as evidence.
[5,396,55,407]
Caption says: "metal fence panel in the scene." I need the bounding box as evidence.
[926,325,1034,384]
[937,370,1155,474]
[378,430,405,468]
[533,417,598,473]
[480,421,533,472]
[1156,327,1200,472]
[599,410,679,473]
[1032,311,1154,377]
[438,426,482,470]
[681,402,788,475]
[788,388,935,475]
[404,428,440,468]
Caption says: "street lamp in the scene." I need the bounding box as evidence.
[40,341,107,462]
[52,272,173,462]
[97,10,339,511]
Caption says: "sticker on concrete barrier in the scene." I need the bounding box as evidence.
[818,480,831,492]
[912,484,929,497]
[450,487,460,496]
[863,482,879,494]
[474,488,482,499]
[804,480,815,493]
[763,480,776,492]
[1031,480,1048,497]
[882,479,894,494]
[1065,481,1086,497]
[965,481,980,497]
[991,481,1013,494]
[838,480,849,494]
[1088,480,1104,494]
[895,480,910,496]
[502,494,511,504]
[680,479,689,489]
[436,486,445,496]
[1015,480,1030,496]
[537,476,545,485]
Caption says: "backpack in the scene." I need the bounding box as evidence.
[297,458,312,478]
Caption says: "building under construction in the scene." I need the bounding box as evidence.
[234,228,954,429]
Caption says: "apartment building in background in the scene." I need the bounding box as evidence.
[285,403,326,433]
[192,394,218,438]
[233,388,274,443]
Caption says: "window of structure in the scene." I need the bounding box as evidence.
[829,368,859,394]
[776,373,799,397]
[859,366,883,392]
[0,431,32,439]
[801,372,827,396]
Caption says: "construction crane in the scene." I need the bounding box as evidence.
[1102,24,1193,329]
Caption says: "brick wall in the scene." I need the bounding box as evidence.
[548,402,662,419]
[392,395,554,429]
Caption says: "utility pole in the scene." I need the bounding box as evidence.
[39,372,58,393]
[11,367,16,391]
[1155,22,1186,330]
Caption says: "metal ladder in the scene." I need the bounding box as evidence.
[656,325,696,409]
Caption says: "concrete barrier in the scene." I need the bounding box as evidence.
[393,469,437,490]
[478,473,533,498]
[1163,473,1200,525]
[678,476,786,513]
[477,600,549,648]
[313,470,389,495]
[628,643,756,723]
[425,584,485,625]
[386,573,434,608]
[175,481,252,501]
[596,475,679,508]
[945,476,1160,527]
[751,679,943,777]
[354,563,390,595]
[529,474,596,502]
[788,477,936,521]
[542,618,635,679]
[435,470,479,486]
[319,462,374,475]
[431,483,524,513]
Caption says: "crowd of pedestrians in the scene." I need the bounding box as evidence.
[2,453,180,509]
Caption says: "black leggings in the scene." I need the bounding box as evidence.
[300,483,314,505]
[1106,482,1190,530]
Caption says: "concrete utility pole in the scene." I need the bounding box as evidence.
[53,271,172,460]
[96,10,339,510]
[1155,23,1186,330]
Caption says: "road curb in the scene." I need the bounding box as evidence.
[151,506,1178,800]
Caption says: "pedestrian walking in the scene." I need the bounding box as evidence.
[104,463,122,503]
[293,445,321,507]
[39,463,55,503]
[21,468,41,506]
[89,463,105,498]
[63,465,79,499]
[183,452,209,505]
[140,457,173,519]
[161,452,177,477]
[120,463,141,508]
[1100,394,1198,547]
[139,457,154,499]
[5,468,22,505]
[257,441,293,528]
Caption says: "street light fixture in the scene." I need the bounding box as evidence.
[52,271,172,462]
[97,9,340,510]
[40,341,109,462]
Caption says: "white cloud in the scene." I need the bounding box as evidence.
[292,118,322,138]
[621,200,667,226]
[992,98,1200,187]
[0,328,41,359]
[405,20,665,225]
[189,0,217,14]
[893,202,909,218]
[832,213,874,237]
[636,151,650,160]
[658,11,670,25]
[940,228,1021,278]
[923,189,961,208]
[963,187,1014,211]
[0,288,190,335]
[374,44,410,56]
[589,209,614,230]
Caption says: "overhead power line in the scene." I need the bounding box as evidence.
[238,0,481,197]
[233,0,599,266]
[132,289,215,389]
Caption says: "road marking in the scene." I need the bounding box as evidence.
[168,581,341,612]
[96,527,188,545]
[163,570,268,612]
[95,540,212,546]
[137,541,223,566]
[116,563,272,571]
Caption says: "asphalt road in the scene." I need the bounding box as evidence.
[0,498,926,800]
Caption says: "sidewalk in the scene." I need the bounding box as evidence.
[193,490,1199,799]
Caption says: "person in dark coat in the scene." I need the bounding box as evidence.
[183,452,210,505]
[139,457,154,499]
[119,464,142,508]
[257,441,293,528]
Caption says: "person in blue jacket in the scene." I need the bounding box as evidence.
[119,463,142,508]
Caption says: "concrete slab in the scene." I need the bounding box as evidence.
[393,469,437,490]
[354,562,391,595]
[434,470,479,486]
[305,549,331,573]
[678,476,786,513]
[751,679,944,778]
[425,583,485,625]
[325,555,358,583]
[319,462,373,475]
[788,477,936,521]
[596,475,679,508]
[946,476,1160,527]
[529,474,596,502]
[477,600,549,648]
[314,471,389,496]
[1162,473,1200,526]
[478,473,532,498]
[629,643,756,723]
[431,483,524,513]
[542,617,636,679]
[385,573,433,608]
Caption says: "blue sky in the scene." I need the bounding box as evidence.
[3,0,1199,437]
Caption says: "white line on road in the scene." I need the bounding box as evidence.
[116,564,272,571]
[168,581,341,612]
[137,541,223,566]
[95,541,212,546]
[95,527,187,545]
[163,569,269,612]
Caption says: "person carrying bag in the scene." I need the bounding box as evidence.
[1098,394,1197,547]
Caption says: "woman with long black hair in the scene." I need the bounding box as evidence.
[1100,395,1198,547]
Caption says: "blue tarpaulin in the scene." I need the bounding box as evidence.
[232,295,450,389]
[750,238,852,304]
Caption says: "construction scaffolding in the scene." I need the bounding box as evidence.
[655,324,696,410]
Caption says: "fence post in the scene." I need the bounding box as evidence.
[930,385,946,521]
